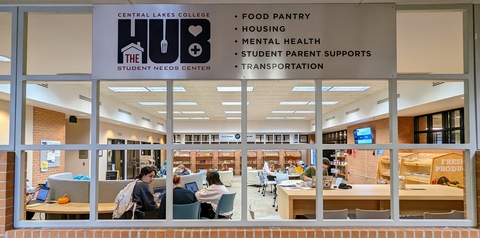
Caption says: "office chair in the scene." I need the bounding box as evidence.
[323,209,349,219]
[258,171,265,194]
[212,192,237,219]
[424,210,464,219]
[355,209,390,219]
[263,173,276,196]
[173,200,201,219]
[273,173,289,210]
[249,205,283,220]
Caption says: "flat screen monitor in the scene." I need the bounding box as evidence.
[353,127,373,144]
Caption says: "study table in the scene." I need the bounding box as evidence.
[277,184,464,219]
[26,202,115,219]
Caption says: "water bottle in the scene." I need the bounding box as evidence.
[274,169,277,175]
[45,181,48,187]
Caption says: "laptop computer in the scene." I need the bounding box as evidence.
[153,186,166,203]
[28,186,50,205]
[309,176,335,189]
[185,182,199,193]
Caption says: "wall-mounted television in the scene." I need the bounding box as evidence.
[353,127,374,144]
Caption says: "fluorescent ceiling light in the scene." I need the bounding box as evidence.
[292,86,332,91]
[108,87,149,92]
[79,113,87,116]
[181,111,205,114]
[279,102,308,105]
[191,117,209,120]
[0,55,11,62]
[295,111,315,113]
[146,86,186,92]
[174,117,190,120]
[221,102,250,105]
[322,101,338,105]
[217,86,254,92]
[157,111,181,114]
[272,111,295,113]
[225,111,241,114]
[286,117,306,120]
[266,117,285,120]
[328,86,370,91]
[174,102,198,105]
[226,117,241,120]
[139,102,166,105]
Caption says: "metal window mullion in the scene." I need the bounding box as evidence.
[89,80,100,223]
[166,80,173,221]
[315,79,323,221]
[388,78,400,221]
[241,79,247,221]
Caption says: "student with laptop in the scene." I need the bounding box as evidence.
[300,158,331,182]
[157,174,198,219]
[196,171,231,219]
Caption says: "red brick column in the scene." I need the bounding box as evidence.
[0,152,14,237]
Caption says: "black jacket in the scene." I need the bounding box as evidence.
[157,187,198,219]
[131,181,157,218]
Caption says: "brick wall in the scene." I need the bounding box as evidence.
[0,152,14,238]
[31,107,66,186]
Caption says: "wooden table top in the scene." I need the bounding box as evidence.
[279,184,464,201]
[26,202,116,214]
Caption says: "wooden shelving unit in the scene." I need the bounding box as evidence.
[284,150,302,167]
[376,153,414,184]
[173,150,191,166]
[331,150,348,179]
[218,150,235,169]
[195,150,213,171]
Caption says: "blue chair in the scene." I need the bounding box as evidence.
[273,173,289,210]
[173,200,201,219]
[213,192,237,219]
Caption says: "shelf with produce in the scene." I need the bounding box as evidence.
[400,153,463,186]
[376,153,415,184]
[196,150,213,158]
[330,150,348,179]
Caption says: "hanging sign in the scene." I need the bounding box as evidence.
[93,4,396,79]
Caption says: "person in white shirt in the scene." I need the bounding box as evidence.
[196,171,231,219]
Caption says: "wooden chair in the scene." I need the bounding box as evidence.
[355,209,390,219]
[424,210,464,219]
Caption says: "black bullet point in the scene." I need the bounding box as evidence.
[235,53,237,55]
[235,15,237,18]
[235,28,237,30]
[235,40,237,43]
[235,65,238,68]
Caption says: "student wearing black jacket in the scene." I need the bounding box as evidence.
[157,174,198,219]
[121,166,159,219]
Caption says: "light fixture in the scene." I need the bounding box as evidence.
[190,117,209,120]
[286,117,306,120]
[225,111,241,114]
[272,111,295,113]
[295,111,315,113]
[0,55,11,62]
[292,86,333,91]
[174,117,190,120]
[146,86,186,92]
[108,87,149,92]
[307,101,338,105]
[139,102,166,105]
[79,113,87,116]
[328,86,370,91]
[226,117,241,120]
[157,111,181,114]
[217,86,254,92]
[279,102,308,105]
[266,117,285,120]
[181,111,205,114]
[174,102,198,105]
[221,102,250,105]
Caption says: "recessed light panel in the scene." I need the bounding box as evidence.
[266,117,285,120]
[279,102,308,105]
[181,111,205,114]
[286,117,306,119]
[217,86,254,92]
[157,111,181,114]
[190,117,209,120]
[226,117,241,120]
[295,111,315,113]
[139,102,166,105]
[174,117,190,120]
[225,111,241,114]
[322,101,338,105]
[0,55,11,62]
[328,86,370,91]
[108,87,149,92]
[146,86,186,92]
[174,102,198,105]
[221,102,250,105]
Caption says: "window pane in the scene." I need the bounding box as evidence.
[323,80,389,145]
[24,81,91,145]
[26,13,92,75]
[399,150,466,220]
[0,12,12,75]
[432,114,442,130]
[0,81,9,145]
[397,11,464,74]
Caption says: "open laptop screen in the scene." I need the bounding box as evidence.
[185,182,199,193]
[35,187,50,202]
[153,186,166,202]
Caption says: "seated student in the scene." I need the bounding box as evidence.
[157,174,198,219]
[175,164,191,176]
[300,158,331,182]
[295,161,305,174]
[196,171,231,219]
[25,180,39,220]
[221,162,229,171]
[157,160,167,177]
[120,166,159,219]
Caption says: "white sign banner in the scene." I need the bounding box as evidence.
[219,133,256,142]
[93,4,396,79]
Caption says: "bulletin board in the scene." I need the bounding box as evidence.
[106,170,119,180]
[40,140,61,170]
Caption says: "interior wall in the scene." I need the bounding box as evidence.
[0,100,9,145]
[65,118,90,176]
[346,117,414,184]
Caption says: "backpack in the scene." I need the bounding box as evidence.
[112,179,138,219]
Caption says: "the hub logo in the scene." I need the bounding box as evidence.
[117,19,211,64]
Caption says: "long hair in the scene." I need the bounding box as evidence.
[206,171,223,186]
[136,166,156,179]
[173,174,181,185]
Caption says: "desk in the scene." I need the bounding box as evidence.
[277,184,464,219]
[27,202,115,219]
